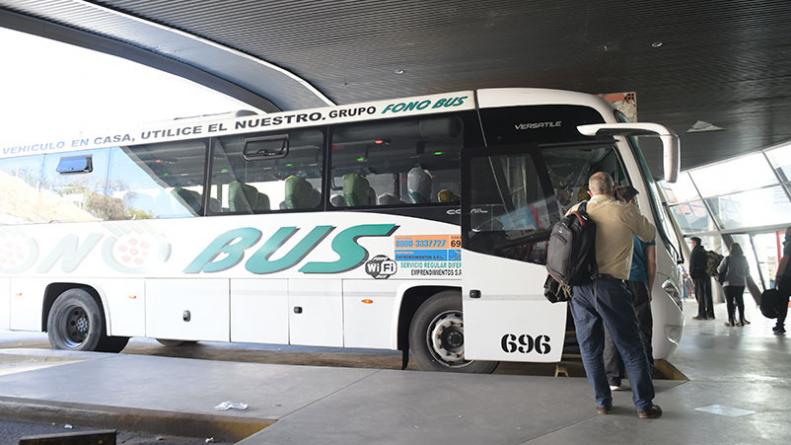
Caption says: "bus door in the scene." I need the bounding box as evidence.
[461,145,567,362]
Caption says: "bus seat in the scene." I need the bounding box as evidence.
[172,187,202,214]
[343,173,375,207]
[284,175,320,209]
[437,189,459,203]
[208,197,222,213]
[330,194,346,207]
[378,193,403,205]
[229,181,270,212]
[407,167,432,204]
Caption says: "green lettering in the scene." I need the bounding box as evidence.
[300,224,398,274]
[184,228,261,273]
[246,226,334,274]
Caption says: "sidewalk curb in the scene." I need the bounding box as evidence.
[0,396,272,441]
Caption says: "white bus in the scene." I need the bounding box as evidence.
[0,88,684,373]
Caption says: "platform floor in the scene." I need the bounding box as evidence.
[0,301,788,444]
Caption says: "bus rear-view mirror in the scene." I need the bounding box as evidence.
[577,123,680,183]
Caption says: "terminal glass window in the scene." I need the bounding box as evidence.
[668,200,716,233]
[659,172,699,204]
[106,140,209,219]
[766,144,791,183]
[329,115,465,208]
[690,154,777,198]
[210,129,324,213]
[705,186,791,230]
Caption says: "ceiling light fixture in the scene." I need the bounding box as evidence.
[651,41,663,48]
[394,69,406,75]
[687,120,725,133]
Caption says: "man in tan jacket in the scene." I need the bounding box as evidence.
[568,172,661,418]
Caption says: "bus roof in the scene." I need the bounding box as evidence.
[0,90,475,159]
[0,88,617,160]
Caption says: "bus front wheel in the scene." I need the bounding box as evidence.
[47,288,129,353]
[409,290,497,373]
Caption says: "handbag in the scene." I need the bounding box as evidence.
[717,257,728,284]
[760,289,783,319]
[544,275,572,303]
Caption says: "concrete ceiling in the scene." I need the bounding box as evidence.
[2,0,791,173]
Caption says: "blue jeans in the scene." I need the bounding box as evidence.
[571,278,655,411]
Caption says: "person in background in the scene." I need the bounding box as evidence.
[717,243,751,327]
[567,173,661,419]
[689,237,714,320]
[774,227,791,335]
[603,186,655,391]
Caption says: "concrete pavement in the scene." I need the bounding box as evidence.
[0,302,787,444]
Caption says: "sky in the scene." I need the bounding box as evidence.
[0,27,258,146]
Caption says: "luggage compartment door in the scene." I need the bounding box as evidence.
[146,279,229,342]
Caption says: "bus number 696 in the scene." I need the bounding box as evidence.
[500,334,551,354]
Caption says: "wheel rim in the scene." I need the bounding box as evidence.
[426,310,471,368]
[63,305,90,348]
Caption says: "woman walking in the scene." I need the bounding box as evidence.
[718,243,751,327]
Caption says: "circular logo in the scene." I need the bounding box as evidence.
[0,232,38,273]
[102,230,171,273]
[365,254,397,279]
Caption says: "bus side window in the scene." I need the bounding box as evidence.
[210,128,324,214]
[330,115,464,208]
[466,152,555,264]
[40,149,113,222]
[0,155,45,224]
[106,139,209,219]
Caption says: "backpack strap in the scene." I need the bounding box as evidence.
[573,201,590,225]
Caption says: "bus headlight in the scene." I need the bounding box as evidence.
[662,279,682,311]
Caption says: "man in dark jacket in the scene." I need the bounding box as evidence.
[689,237,714,320]
[774,227,791,334]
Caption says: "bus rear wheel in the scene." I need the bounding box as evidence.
[47,288,129,353]
[409,290,497,373]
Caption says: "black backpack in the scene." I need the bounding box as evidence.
[546,201,597,290]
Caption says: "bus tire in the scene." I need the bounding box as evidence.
[408,290,497,373]
[156,339,198,347]
[47,288,129,353]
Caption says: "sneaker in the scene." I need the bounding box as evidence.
[596,404,612,415]
[773,325,783,332]
[692,315,706,320]
[609,384,626,391]
[739,320,750,326]
[637,404,663,419]
[775,327,786,335]
[724,321,734,327]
